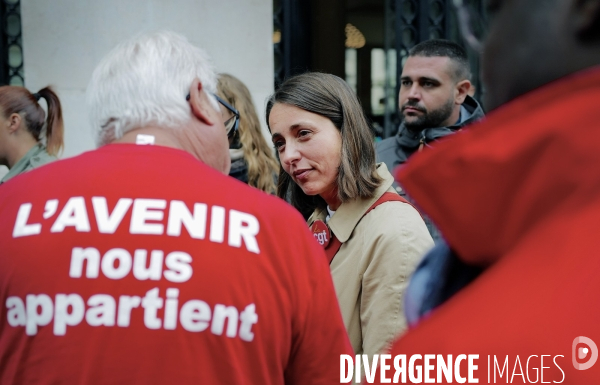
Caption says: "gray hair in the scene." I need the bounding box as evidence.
[87,30,219,146]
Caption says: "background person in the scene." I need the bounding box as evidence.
[0,31,352,384]
[377,39,483,168]
[217,73,278,193]
[266,72,433,358]
[375,0,600,382]
[376,39,484,240]
[0,86,63,184]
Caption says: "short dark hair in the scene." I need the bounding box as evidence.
[266,72,382,217]
[409,39,471,81]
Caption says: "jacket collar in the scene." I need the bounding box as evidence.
[397,66,600,266]
[396,95,485,152]
[319,163,394,243]
[0,143,48,184]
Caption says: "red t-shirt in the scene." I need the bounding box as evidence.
[0,144,352,384]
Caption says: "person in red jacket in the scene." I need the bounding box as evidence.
[0,31,352,385]
[369,0,600,383]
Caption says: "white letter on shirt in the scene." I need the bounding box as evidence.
[130,199,166,235]
[180,300,211,332]
[92,197,133,233]
[86,294,116,327]
[163,251,192,283]
[51,197,91,233]
[167,201,207,239]
[211,304,238,337]
[133,250,163,281]
[54,293,85,335]
[117,295,141,327]
[25,294,53,336]
[141,287,163,329]
[239,303,258,341]
[69,247,100,278]
[101,248,132,280]
[209,206,225,243]
[228,210,260,254]
[6,297,26,326]
[13,203,41,237]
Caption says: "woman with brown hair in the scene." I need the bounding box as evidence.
[0,86,64,184]
[266,72,433,357]
[217,74,278,193]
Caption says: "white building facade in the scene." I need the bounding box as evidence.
[0,0,274,177]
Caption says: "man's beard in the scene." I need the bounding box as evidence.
[402,98,455,131]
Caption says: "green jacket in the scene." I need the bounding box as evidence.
[0,143,57,184]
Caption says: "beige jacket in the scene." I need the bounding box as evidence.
[308,163,433,356]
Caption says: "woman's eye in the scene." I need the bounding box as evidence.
[298,130,311,138]
[274,141,285,151]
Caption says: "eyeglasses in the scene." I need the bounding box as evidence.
[215,94,240,139]
[186,93,239,139]
[451,0,487,53]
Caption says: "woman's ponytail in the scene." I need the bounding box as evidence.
[36,87,64,156]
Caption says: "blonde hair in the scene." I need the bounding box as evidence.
[217,74,278,193]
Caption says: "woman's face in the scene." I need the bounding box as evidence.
[0,110,21,167]
[269,103,342,207]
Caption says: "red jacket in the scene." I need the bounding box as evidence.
[376,67,600,384]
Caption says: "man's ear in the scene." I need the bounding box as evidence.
[573,0,600,40]
[455,80,472,104]
[188,78,216,126]
[7,113,22,133]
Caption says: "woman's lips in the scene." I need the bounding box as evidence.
[293,169,312,181]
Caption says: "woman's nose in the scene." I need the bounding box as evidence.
[280,143,300,166]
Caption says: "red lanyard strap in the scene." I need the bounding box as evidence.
[311,192,418,264]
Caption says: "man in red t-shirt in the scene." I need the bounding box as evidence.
[0,31,351,384]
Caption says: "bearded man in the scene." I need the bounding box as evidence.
[376,39,484,173]
[374,0,600,382]
[377,40,484,240]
